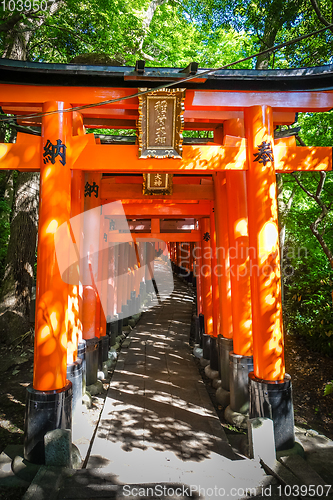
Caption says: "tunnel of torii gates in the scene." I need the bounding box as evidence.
[0,58,333,461]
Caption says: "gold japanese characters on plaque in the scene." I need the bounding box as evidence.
[138,88,185,158]
[143,173,173,195]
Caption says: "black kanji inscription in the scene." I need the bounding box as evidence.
[43,139,66,166]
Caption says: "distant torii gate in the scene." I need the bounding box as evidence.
[0,61,332,461]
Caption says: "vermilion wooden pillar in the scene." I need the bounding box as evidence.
[200,218,213,341]
[245,105,294,451]
[82,172,102,341]
[213,172,233,391]
[69,169,84,361]
[225,171,253,357]
[210,204,220,338]
[193,239,203,315]
[209,204,220,371]
[25,102,73,464]
[69,112,85,360]
[245,105,284,381]
[213,173,233,340]
[33,101,72,392]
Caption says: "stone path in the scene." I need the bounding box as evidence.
[55,277,271,498]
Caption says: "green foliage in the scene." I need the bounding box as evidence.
[324,382,333,396]
[298,111,333,147]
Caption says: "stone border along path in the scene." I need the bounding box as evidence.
[20,275,333,499]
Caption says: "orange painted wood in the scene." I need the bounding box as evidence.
[210,206,220,338]
[2,84,333,111]
[69,169,84,360]
[245,105,285,382]
[33,101,72,392]
[195,241,203,315]
[73,143,332,173]
[2,135,331,173]
[185,89,333,112]
[226,171,253,356]
[104,202,211,217]
[101,180,215,200]
[82,172,102,340]
[213,172,233,339]
[73,144,247,172]
[0,133,41,171]
[0,132,95,171]
[200,218,213,336]
[274,143,332,171]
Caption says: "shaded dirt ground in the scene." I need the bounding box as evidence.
[0,331,333,459]
[284,332,333,440]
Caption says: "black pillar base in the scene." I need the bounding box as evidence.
[122,304,129,325]
[198,313,205,348]
[117,318,123,335]
[85,337,99,386]
[98,335,109,369]
[218,335,233,391]
[194,315,200,344]
[210,336,219,371]
[67,359,83,419]
[77,340,86,395]
[24,381,72,464]
[109,320,118,346]
[229,353,253,414]
[202,334,211,360]
[249,372,295,451]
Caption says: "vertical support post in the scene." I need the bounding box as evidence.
[68,166,85,425]
[225,170,254,416]
[210,204,219,371]
[82,171,101,386]
[24,101,72,464]
[245,105,294,451]
[213,172,233,391]
[200,218,213,361]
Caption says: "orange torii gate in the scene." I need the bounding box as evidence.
[0,59,332,461]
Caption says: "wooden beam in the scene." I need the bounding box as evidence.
[1,134,331,173]
[1,84,333,112]
[73,144,247,172]
[14,111,295,130]
[100,179,214,200]
[103,201,211,217]
[107,231,201,242]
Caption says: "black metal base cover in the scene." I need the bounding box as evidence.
[24,381,72,464]
[249,372,295,451]
[210,336,219,371]
[66,359,82,418]
[85,337,99,386]
[202,334,211,360]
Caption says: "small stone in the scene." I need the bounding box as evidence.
[86,380,103,395]
[44,429,72,467]
[71,443,82,469]
[82,391,92,408]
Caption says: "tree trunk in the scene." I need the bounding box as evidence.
[0,172,39,343]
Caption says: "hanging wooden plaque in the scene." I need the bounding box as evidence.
[143,173,173,195]
[138,88,185,158]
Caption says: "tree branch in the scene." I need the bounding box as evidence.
[316,171,326,198]
[291,172,318,202]
[310,0,333,33]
